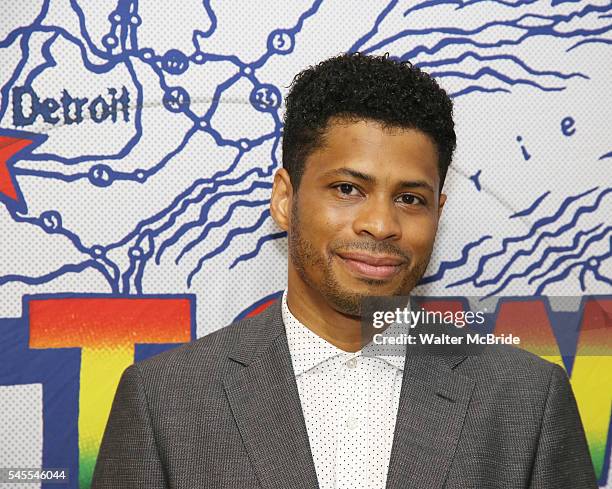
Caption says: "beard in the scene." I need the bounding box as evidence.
[288,199,432,317]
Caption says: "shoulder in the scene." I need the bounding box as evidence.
[127,300,281,389]
[458,343,564,393]
[453,346,574,435]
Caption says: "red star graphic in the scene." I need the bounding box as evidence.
[0,129,47,212]
[0,136,32,200]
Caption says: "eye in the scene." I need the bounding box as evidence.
[397,194,425,206]
[335,183,360,196]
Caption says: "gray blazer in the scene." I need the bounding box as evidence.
[92,299,598,488]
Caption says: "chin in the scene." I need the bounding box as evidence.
[337,277,404,298]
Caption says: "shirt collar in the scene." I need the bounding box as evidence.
[281,289,407,375]
[282,289,346,376]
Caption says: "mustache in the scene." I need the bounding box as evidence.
[331,240,411,262]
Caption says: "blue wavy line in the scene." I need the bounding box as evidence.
[15,130,277,187]
[396,21,612,63]
[23,33,59,88]
[175,198,269,264]
[0,0,49,48]
[121,253,137,294]
[13,168,87,182]
[534,247,611,294]
[69,0,113,59]
[121,228,154,295]
[417,51,587,80]
[385,4,612,66]
[149,153,276,264]
[10,25,128,73]
[111,166,266,252]
[567,38,612,52]
[404,0,537,17]
[188,50,244,66]
[528,226,611,286]
[230,231,287,269]
[349,0,400,52]
[450,86,510,98]
[7,209,121,292]
[510,190,550,219]
[0,33,31,122]
[187,208,271,287]
[251,0,324,67]
[142,136,279,263]
[131,232,153,294]
[435,66,566,91]
[480,223,604,297]
[155,180,272,264]
[420,234,492,284]
[201,71,245,123]
[592,268,612,287]
[129,0,139,50]
[148,152,245,242]
[404,0,461,17]
[194,0,218,39]
[459,0,538,9]
[369,10,545,53]
[578,263,589,291]
[139,124,197,180]
[478,220,607,287]
[11,209,86,255]
[447,186,601,287]
[0,260,107,287]
[480,188,611,287]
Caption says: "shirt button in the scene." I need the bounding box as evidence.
[346,357,357,369]
[345,417,359,430]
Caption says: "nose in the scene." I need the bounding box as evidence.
[352,194,402,241]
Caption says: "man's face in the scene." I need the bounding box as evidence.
[274,117,446,316]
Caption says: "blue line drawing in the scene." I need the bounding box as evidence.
[469,169,482,191]
[420,234,492,285]
[510,190,550,219]
[444,187,611,296]
[1,4,610,487]
[0,0,610,298]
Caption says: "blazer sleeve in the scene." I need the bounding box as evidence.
[528,363,598,489]
[91,364,168,489]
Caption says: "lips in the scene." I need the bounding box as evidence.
[336,251,406,280]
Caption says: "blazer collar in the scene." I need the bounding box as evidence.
[227,299,285,366]
[224,299,319,489]
[224,298,475,489]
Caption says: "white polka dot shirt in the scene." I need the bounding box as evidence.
[282,290,407,489]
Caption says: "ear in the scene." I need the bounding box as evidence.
[437,192,447,220]
[270,168,294,232]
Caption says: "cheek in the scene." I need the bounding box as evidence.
[401,217,438,253]
[299,197,350,241]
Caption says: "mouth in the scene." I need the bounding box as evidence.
[335,251,406,280]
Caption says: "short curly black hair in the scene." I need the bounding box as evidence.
[282,52,456,193]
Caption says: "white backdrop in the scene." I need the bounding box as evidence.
[1,1,610,487]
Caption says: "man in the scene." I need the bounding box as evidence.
[92,53,597,488]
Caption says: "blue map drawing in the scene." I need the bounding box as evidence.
[1,2,611,487]
[0,0,610,298]
[422,186,611,297]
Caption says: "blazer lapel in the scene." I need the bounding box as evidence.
[223,301,320,489]
[385,353,475,489]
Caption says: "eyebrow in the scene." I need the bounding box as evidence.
[322,167,436,194]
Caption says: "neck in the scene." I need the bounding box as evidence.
[286,265,366,352]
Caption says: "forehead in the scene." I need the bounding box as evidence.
[305,117,440,185]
